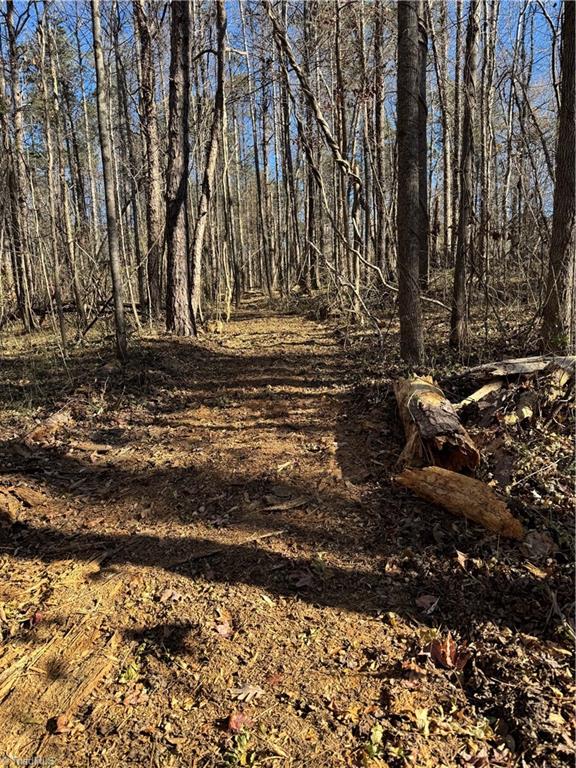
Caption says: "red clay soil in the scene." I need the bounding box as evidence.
[0,300,573,767]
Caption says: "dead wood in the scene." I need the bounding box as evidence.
[22,408,73,448]
[0,488,19,524]
[462,355,575,382]
[455,379,503,409]
[394,376,480,472]
[394,466,525,540]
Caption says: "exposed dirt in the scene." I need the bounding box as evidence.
[0,299,573,767]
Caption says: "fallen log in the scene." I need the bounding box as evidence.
[462,355,575,382]
[394,376,480,473]
[394,466,525,540]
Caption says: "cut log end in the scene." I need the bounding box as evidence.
[394,376,480,473]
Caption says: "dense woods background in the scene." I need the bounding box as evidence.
[0,0,574,358]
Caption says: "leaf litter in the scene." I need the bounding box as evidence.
[0,300,573,766]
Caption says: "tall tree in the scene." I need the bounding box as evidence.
[417,1,429,289]
[397,0,425,363]
[134,0,163,318]
[165,0,194,336]
[91,0,127,360]
[6,0,37,331]
[542,0,575,352]
[190,0,227,322]
[450,0,479,350]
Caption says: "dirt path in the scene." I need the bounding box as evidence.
[0,301,572,767]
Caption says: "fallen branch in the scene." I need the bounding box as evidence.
[462,355,575,381]
[455,379,503,410]
[394,376,480,472]
[394,466,525,540]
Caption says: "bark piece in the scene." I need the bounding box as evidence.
[394,466,525,540]
[0,489,19,525]
[394,376,480,472]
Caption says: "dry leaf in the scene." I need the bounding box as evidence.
[429,633,471,670]
[228,711,254,732]
[53,714,71,734]
[290,570,314,588]
[215,621,233,638]
[230,683,265,703]
[522,530,558,562]
[455,550,468,569]
[415,594,439,613]
[29,611,43,627]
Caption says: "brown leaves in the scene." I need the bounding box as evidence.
[428,632,471,671]
[214,607,234,638]
[522,530,558,562]
[415,594,439,614]
[230,683,265,703]
[228,711,254,732]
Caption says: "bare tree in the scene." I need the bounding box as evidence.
[190,0,227,323]
[91,0,127,360]
[6,0,37,331]
[134,0,163,318]
[542,0,575,353]
[450,0,479,350]
[165,0,194,336]
[397,0,424,363]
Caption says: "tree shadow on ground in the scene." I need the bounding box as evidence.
[0,314,571,644]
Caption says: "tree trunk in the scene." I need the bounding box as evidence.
[397,1,424,364]
[91,0,127,360]
[6,1,37,332]
[134,0,163,318]
[417,2,429,289]
[190,0,226,322]
[450,0,479,350]
[542,0,575,353]
[165,0,194,336]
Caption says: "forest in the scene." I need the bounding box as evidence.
[0,0,574,766]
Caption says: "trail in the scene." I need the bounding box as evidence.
[0,300,571,767]
[0,301,394,766]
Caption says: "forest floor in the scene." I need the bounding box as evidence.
[0,296,573,768]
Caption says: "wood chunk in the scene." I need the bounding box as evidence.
[23,408,73,448]
[455,379,503,409]
[11,486,48,508]
[0,489,19,525]
[394,466,525,540]
[394,376,480,473]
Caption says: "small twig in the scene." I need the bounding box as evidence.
[167,529,287,568]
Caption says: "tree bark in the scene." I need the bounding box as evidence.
[450,0,479,350]
[397,1,424,363]
[542,0,575,353]
[394,466,525,540]
[165,0,194,336]
[394,375,480,473]
[190,0,226,322]
[91,0,127,361]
